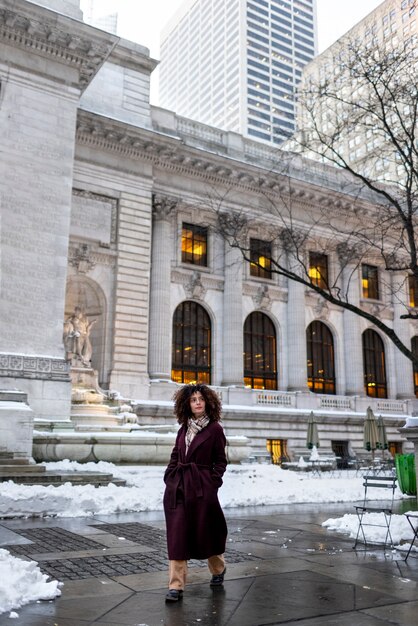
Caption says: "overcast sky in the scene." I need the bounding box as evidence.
[80,0,383,101]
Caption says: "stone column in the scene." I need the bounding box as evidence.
[392,272,415,398]
[285,245,309,392]
[222,243,244,386]
[148,195,176,381]
[338,245,364,395]
[109,188,154,398]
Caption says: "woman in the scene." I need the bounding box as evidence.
[163,383,228,602]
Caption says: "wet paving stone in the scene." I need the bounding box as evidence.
[38,551,169,580]
[3,522,261,582]
[92,522,167,549]
[3,527,105,555]
[2,504,418,626]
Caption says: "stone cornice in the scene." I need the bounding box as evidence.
[0,0,118,89]
[76,110,367,212]
[109,38,158,73]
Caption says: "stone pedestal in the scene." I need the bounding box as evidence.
[0,390,34,462]
[70,367,123,427]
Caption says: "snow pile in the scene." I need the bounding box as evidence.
[0,461,381,518]
[0,549,61,616]
[323,510,418,552]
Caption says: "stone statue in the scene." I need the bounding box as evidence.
[64,306,97,367]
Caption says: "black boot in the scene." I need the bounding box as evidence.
[165,589,183,602]
[210,567,226,587]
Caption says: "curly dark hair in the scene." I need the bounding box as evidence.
[173,384,222,425]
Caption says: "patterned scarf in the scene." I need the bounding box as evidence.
[185,414,210,453]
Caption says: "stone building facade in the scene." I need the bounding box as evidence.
[1,0,416,463]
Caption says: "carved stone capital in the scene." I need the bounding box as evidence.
[152,194,178,221]
[280,229,305,253]
[336,242,362,265]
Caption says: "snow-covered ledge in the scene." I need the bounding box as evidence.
[32,427,251,465]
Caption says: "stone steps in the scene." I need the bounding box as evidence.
[0,470,126,486]
[0,464,46,473]
[0,451,28,464]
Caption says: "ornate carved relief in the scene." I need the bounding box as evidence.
[313,297,330,320]
[243,282,287,303]
[0,353,70,381]
[253,285,272,311]
[68,241,116,272]
[184,271,206,300]
[68,243,96,274]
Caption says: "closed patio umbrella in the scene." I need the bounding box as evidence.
[376,414,388,457]
[306,411,320,450]
[363,406,379,460]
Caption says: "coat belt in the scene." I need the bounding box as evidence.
[169,462,210,509]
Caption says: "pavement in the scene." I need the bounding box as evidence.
[1,500,418,626]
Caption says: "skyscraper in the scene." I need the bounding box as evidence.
[81,0,118,34]
[295,0,415,182]
[159,0,317,144]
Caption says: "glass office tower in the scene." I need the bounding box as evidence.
[159,0,317,144]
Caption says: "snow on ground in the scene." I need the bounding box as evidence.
[0,549,62,618]
[0,460,417,616]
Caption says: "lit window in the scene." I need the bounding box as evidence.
[181,223,208,266]
[309,252,328,289]
[409,274,418,307]
[307,321,336,394]
[244,312,277,390]
[362,264,379,299]
[250,238,272,279]
[172,301,211,384]
[363,329,387,398]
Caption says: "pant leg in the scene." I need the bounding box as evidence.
[207,554,225,575]
[168,560,188,590]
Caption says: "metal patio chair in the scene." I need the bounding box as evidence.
[353,475,397,550]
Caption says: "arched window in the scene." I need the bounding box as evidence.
[244,312,277,389]
[306,321,336,394]
[362,329,387,398]
[172,301,211,384]
[412,336,418,398]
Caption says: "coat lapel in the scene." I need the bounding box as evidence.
[186,425,212,459]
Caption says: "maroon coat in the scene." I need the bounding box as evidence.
[163,421,228,560]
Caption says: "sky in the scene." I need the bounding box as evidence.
[0,459,417,616]
[80,0,383,102]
